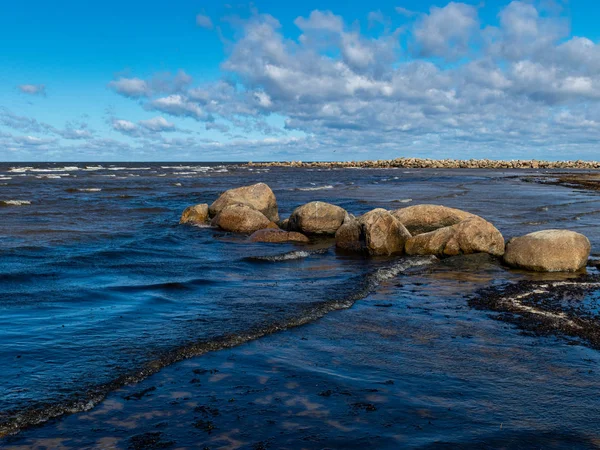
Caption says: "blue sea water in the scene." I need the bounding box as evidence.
[1,163,600,441]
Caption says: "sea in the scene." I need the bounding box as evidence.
[1,163,600,447]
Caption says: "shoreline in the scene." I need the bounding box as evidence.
[247,157,600,170]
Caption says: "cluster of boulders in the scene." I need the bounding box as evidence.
[181,183,591,273]
[247,158,600,170]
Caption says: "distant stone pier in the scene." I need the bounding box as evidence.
[246,158,600,170]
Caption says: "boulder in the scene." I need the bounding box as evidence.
[335,210,411,256]
[405,217,505,257]
[288,201,347,235]
[180,203,209,225]
[503,230,590,272]
[249,229,310,244]
[391,204,477,235]
[335,215,364,252]
[209,183,279,222]
[211,204,278,234]
[361,209,411,256]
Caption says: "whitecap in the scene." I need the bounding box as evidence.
[1,200,31,206]
[295,185,334,191]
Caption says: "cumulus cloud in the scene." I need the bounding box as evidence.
[145,95,209,120]
[413,2,479,59]
[18,84,46,96]
[108,77,150,98]
[139,116,176,132]
[94,2,600,160]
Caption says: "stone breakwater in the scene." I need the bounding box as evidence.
[247,158,600,170]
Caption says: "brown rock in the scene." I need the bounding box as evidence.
[391,204,477,235]
[211,204,276,234]
[249,229,310,244]
[179,203,209,225]
[405,217,505,257]
[209,183,279,222]
[288,201,347,235]
[504,229,590,272]
[335,215,364,252]
[361,209,411,256]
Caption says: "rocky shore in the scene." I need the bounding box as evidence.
[247,157,600,170]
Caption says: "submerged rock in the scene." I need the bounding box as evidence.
[405,217,505,257]
[209,183,279,222]
[504,229,590,272]
[212,204,278,234]
[249,229,310,244]
[180,203,209,225]
[391,204,477,235]
[335,209,411,256]
[288,201,347,235]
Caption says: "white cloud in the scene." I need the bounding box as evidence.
[196,14,213,29]
[146,95,208,120]
[139,116,176,132]
[108,77,151,98]
[413,2,479,59]
[18,84,46,96]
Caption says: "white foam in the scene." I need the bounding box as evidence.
[0,177,12,180]
[76,188,102,192]
[1,200,31,206]
[296,185,334,191]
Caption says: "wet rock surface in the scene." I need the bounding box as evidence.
[179,203,209,225]
[470,274,600,350]
[249,228,310,244]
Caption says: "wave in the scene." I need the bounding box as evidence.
[0,177,12,180]
[9,166,80,173]
[1,200,31,207]
[245,248,330,262]
[65,188,102,193]
[294,185,334,191]
[0,255,437,438]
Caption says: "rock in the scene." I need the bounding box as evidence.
[209,183,279,222]
[288,201,347,235]
[180,203,209,225]
[211,204,278,234]
[361,209,411,256]
[249,229,310,244]
[335,215,364,252]
[503,229,590,272]
[335,210,411,255]
[391,204,477,235]
[405,217,505,257]
[279,218,290,231]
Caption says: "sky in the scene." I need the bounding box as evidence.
[1,0,600,162]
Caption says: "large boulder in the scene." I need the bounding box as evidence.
[211,204,278,234]
[361,209,411,256]
[180,203,209,225]
[335,209,411,256]
[405,217,505,257]
[288,201,347,235]
[249,229,310,244]
[209,183,279,222]
[335,215,364,252]
[391,204,477,235]
[503,230,590,272]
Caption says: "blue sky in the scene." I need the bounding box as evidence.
[1,0,599,161]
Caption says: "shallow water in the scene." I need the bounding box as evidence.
[1,163,600,444]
